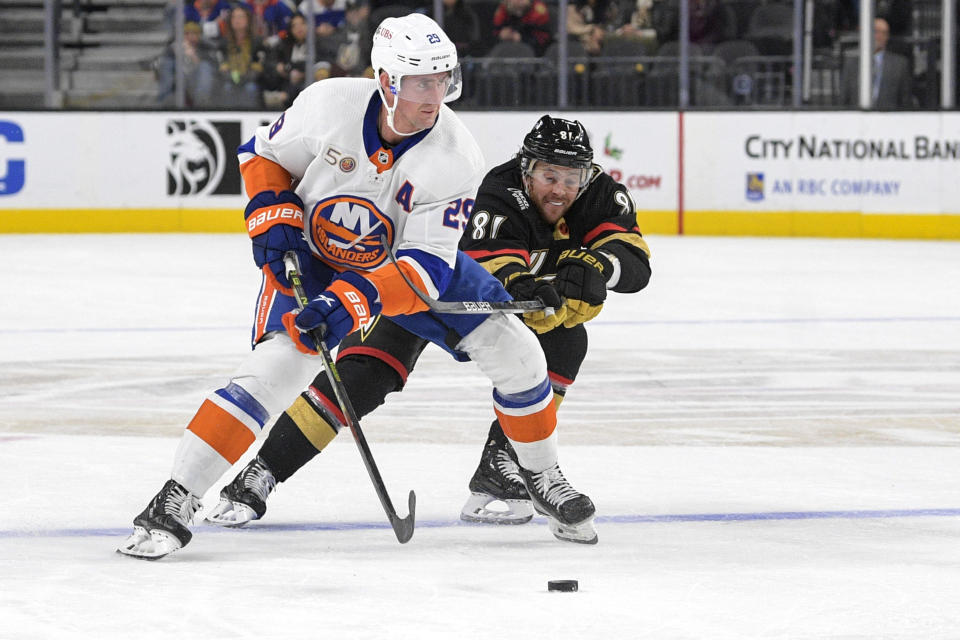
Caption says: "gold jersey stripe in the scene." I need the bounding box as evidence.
[288,395,338,453]
[477,254,528,276]
[591,232,651,258]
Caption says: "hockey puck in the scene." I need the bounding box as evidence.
[547,580,578,592]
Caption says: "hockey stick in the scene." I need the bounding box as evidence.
[283,252,416,544]
[379,235,554,315]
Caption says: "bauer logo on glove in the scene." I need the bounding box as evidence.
[244,190,312,296]
[557,249,606,274]
[554,248,612,328]
[246,205,303,236]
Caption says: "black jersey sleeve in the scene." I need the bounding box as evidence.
[460,163,535,282]
[579,175,651,294]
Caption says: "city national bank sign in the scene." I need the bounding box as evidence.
[744,133,960,201]
[725,113,960,214]
[683,111,960,215]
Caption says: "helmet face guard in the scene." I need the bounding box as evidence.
[370,14,461,136]
[392,67,462,105]
[520,115,594,197]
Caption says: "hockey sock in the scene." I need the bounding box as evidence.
[494,377,558,473]
[259,353,406,483]
[508,430,559,474]
[171,382,271,494]
[258,401,331,483]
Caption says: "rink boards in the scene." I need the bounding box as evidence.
[1,111,959,238]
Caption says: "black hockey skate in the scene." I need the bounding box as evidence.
[205,456,277,528]
[117,479,201,560]
[460,423,534,525]
[519,463,598,544]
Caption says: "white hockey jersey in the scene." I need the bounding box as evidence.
[238,77,485,307]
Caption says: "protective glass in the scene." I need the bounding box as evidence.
[525,162,590,193]
[395,67,462,104]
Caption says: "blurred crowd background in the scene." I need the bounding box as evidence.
[0,0,957,110]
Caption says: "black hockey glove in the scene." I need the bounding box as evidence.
[244,189,311,296]
[502,270,567,334]
[554,249,612,328]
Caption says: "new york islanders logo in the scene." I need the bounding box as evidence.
[309,195,394,270]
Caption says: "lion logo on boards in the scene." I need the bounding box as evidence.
[309,195,395,270]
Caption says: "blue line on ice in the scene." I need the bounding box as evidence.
[2,508,959,539]
[3,316,959,336]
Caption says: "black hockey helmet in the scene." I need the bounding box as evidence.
[519,116,593,199]
[520,115,593,171]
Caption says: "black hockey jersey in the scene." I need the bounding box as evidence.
[459,157,651,293]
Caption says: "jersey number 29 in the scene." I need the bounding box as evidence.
[442,198,474,232]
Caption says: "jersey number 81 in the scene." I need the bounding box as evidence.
[469,210,507,240]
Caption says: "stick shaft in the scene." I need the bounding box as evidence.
[283,252,415,543]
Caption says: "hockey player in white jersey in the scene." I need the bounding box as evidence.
[118,13,596,559]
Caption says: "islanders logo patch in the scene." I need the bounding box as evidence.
[309,195,394,270]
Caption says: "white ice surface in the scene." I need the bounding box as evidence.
[1,234,960,639]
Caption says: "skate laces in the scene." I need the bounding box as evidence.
[531,465,580,506]
[495,449,524,484]
[163,483,200,525]
[242,458,277,502]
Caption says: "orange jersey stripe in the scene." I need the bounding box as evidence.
[186,400,257,463]
[496,403,557,443]
[365,261,431,316]
[240,155,294,198]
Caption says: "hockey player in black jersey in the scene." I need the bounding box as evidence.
[207,115,651,544]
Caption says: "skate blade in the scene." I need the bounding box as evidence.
[548,517,598,545]
[204,499,258,528]
[116,526,184,560]
[460,493,534,525]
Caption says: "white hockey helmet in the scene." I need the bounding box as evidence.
[371,13,462,135]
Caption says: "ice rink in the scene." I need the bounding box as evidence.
[2,233,960,639]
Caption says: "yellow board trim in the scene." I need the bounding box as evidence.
[1,208,959,240]
[0,209,244,233]
[683,210,960,239]
[635,210,960,239]
[636,210,679,235]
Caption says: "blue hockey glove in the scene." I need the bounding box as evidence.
[244,189,311,295]
[281,271,382,354]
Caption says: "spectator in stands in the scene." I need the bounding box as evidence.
[567,0,606,54]
[651,0,726,50]
[492,0,552,56]
[327,0,374,77]
[262,13,315,107]
[300,0,347,35]
[184,0,231,40]
[841,16,913,109]
[878,0,911,57]
[156,20,219,108]
[217,5,268,108]
[443,0,482,57]
[243,0,296,44]
[567,0,637,55]
[629,0,656,37]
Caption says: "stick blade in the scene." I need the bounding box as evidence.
[391,490,416,544]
